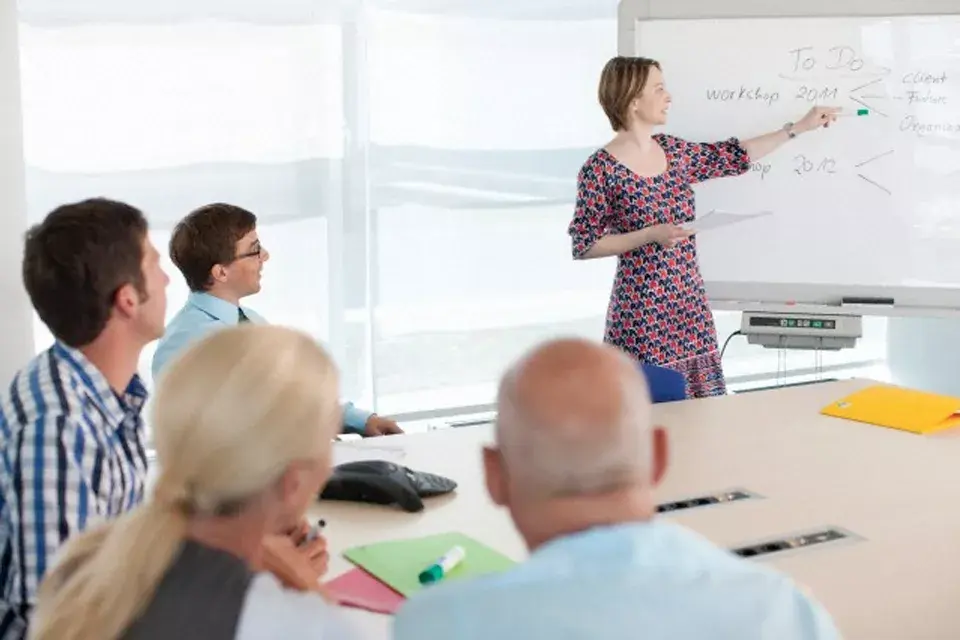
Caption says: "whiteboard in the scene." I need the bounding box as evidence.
[620,1,960,314]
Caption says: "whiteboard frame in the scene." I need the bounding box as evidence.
[618,0,960,316]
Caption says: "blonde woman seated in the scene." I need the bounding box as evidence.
[28,325,358,640]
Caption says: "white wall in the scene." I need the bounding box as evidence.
[0,3,35,382]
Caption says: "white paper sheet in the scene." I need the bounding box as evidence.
[684,209,773,233]
[332,440,406,467]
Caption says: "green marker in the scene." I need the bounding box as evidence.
[838,109,869,117]
[418,545,466,585]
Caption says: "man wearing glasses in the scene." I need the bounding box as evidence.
[153,203,401,437]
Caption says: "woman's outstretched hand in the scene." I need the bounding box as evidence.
[795,106,842,133]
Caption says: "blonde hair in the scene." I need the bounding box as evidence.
[598,56,662,131]
[29,324,342,640]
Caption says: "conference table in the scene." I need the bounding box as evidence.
[312,378,960,639]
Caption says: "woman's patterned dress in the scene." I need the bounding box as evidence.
[568,134,751,398]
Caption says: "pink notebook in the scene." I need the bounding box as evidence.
[325,568,405,615]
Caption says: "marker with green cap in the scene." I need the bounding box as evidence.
[838,108,870,117]
[418,545,466,585]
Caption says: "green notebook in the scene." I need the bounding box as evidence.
[342,532,516,596]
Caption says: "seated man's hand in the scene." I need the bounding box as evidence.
[364,414,404,437]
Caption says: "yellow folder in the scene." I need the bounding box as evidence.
[821,385,960,435]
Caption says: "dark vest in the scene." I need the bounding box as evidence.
[121,540,253,640]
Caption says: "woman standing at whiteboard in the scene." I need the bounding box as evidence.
[569,56,839,397]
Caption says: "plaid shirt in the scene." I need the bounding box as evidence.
[0,344,149,639]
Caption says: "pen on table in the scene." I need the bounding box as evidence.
[418,545,466,585]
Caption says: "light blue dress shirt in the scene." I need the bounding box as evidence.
[393,520,842,640]
[152,292,372,433]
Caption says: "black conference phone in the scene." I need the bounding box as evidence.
[319,460,457,512]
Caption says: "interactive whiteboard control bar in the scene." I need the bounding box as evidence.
[740,311,862,350]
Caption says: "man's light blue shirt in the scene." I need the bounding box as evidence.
[152,292,372,433]
[393,520,842,640]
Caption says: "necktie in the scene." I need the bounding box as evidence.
[238,308,250,324]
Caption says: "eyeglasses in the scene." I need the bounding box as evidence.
[234,242,265,261]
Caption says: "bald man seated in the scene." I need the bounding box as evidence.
[393,338,841,640]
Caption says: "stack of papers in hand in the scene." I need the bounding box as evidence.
[683,209,773,233]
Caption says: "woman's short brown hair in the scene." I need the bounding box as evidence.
[598,56,661,131]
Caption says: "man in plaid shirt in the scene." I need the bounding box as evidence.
[0,199,169,638]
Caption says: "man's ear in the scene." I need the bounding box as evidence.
[651,426,669,486]
[210,263,229,284]
[482,445,507,506]
[113,282,140,319]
